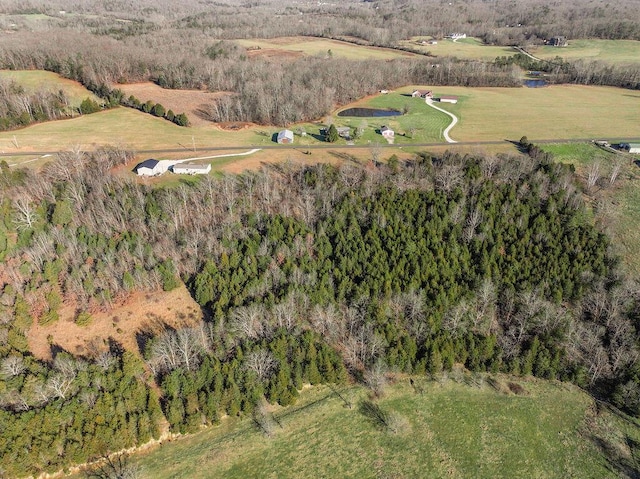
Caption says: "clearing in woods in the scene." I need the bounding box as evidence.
[27,285,202,361]
[0,69,101,107]
[117,378,640,479]
[530,39,640,65]
[234,36,418,60]
[116,82,233,127]
[398,36,517,60]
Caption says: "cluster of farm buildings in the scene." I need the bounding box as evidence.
[135,159,211,177]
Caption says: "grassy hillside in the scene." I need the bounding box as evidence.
[1,82,638,167]
[398,38,640,65]
[531,39,640,65]
[122,377,639,479]
[0,69,101,106]
[398,36,517,61]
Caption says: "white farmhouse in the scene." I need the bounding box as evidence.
[381,126,395,141]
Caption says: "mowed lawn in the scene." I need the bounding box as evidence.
[0,70,101,106]
[530,39,640,65]
[398,36,517,61]
[327,92,456,144]
[234,36,417,60]
[126,378,632,479]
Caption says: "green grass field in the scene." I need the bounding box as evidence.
[327,92,458,144]
[1,78,639,168]
[0,70,101,106]
[120,377,640,479]
[530,39,640,65]
[397,84,640,142]
[398,36,517,61]
[234,37,416,60]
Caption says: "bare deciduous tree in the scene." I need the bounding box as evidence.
[244,349,277,381]
[1,355,25,378]
[13,195,39,230]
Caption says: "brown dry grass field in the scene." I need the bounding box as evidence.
[27,285,202,361]
[116,82,232,127]
[234,36,418,60]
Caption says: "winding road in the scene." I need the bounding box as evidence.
[425,100,458,143]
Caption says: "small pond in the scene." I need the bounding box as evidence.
[337,107,403,117]
[523,79,548,88]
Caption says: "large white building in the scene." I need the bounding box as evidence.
[135,159,164,176]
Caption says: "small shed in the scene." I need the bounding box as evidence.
[135,159,163,176]
[277,129,294,144]
[547,36,567,47]
[381,126,394,140]
[173,163,212,175]
[438,95,459,104]
[412,89,433,99]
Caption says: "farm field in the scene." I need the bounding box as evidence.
[0,69,101,106]
[233,36,418,60]
[116,82,232,127]
[0,107,267,155]
[397,36,517,60]
[390,84,640,141]
[117,378,638,479]
[1,73,639,166]
[530,39,640,64]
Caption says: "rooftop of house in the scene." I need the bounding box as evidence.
[136,159,159,169]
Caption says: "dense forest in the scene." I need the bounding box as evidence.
[1,147,640,477]
[1,0,639,125]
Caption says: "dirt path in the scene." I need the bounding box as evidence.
[426,100,458,143]
[513,45,543,62]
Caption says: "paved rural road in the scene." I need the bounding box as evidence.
[4,138,640,162]
[425,100,458,143]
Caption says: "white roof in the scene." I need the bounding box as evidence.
[277,129,294,140]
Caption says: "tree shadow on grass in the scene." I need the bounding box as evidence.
[590,434,640,479]
[358,399,390,431]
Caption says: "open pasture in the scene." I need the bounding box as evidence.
[0,107,268,155]
[1,83,638,165]
[234,36,417,60]
[530,39,640,65]
[390,84,640,141]
[0,69,100,106]
[398,36,517,60]
[123,378,635,479]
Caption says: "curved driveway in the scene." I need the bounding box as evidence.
[426,100,458,143]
